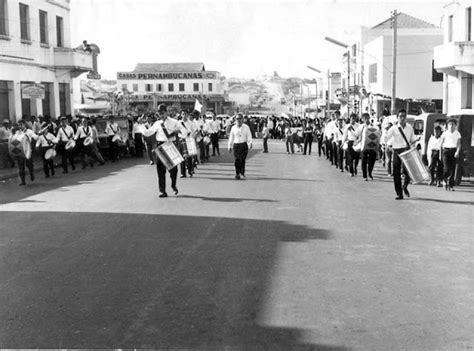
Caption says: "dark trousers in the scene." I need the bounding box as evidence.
[211,133,220,156]
[337,143,344,170]
[234,142,249,176]
[317,136,325,156]
[393,147,411,197]
[179,141,194,177]
[90,142,105,164]
[156,157,178,193]
[40,147,55,177]
[346,141,360,175]
[385,147,393,175]
[332,142,339,166]
[108,136,118,161]
[263,137,268,152]
[77,138,91,168]
[58,142,75,172]
[17,157,34,183]
[303,137,313,155]
[361,150,377,179]
[286,136,294,154]
[134,134,144,157]
[442,148,457,187]
[145,136,156,163]
[429,150,443,182]
[325,138,333,163]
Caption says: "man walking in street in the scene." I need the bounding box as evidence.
[357,113,381,181]
[228,113,252,180]
[439,119,461,191]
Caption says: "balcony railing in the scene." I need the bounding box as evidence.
[434,41,474,76]
[54,47,93,77]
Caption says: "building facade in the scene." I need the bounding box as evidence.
[0,0,96,121]
[117,63,227,114]
[434,1,474,114]
[335,12,443,116]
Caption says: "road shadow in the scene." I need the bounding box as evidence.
[206,176,323,183]
[178,195,277,203]
[0,212,348,350]
[0,158,147,205]
[409,197,474,206]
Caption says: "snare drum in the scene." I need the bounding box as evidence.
[8,134,32,160]
[65,139,76,150]
[185,137,198,156]
[179,139,189,158]
[44,148,57,160]
[203,135,211,145]
[112,134,121,143]
[83,136,93,147]
[154,141,184,170]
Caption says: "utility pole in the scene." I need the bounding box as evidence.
[347,49,351,117]
[391,9,398,115]
[326,69,330,119]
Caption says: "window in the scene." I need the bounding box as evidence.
[448,15,453,42]
[56,16,63,47]
[168,83,174,92]
[467,7,472,41]
[39,10,48,44]
[133,84,138,92]
[145,84,153,92]
[121,84,127,91]
[368,63,377,83]
[19,3,30,41]
[432,60,443,82]
[156,84,162,92]
[0,0,8,36]
[193,83,199,92]
[465,74,473,109]
[179,83,185,92]
[208,83,213,92]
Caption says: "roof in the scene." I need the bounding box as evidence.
[133,63,205,72]
[372,12,438,30]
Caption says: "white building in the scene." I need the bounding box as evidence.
[117,63,227,114]
[0,0,96,121]
[434,1,474,114]
[337,12,443,116]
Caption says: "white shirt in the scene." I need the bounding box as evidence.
[105,122,120,136]
[208,120,221,134]
[440,130,461,149]
[57,125,75,142]
[75,125,93,139]
[262,126,270,138]
[0,126,11,140]
[142,117,184,142]
[179,119,197,138]
[36,132,58,148]
[228,123,252,148]
[342,123,360,143]
[386,123,416,149]
[11,128,38,143]
[333,125,344,143]
[324,120,337,139]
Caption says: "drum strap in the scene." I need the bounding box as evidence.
[62,127,71,140]
[398,126,411,148]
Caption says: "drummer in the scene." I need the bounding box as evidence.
[74,117,93,169]
[56,116,76,173]
[142,104,185,198]
[179,109,196,178]
[36,122,58,178]
[105,115,121,162]
[10,120,39,185]
[386,109,417,200]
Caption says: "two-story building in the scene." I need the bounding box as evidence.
[434,1,474,114]
[336,12,443,116]
[117,63,227,114]
[0,0,97,121]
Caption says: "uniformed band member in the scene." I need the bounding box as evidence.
[228,113,252,180]
[142,104,184,197]
[427,125,443,187]
[10,120,38,185]
[36,123,58,178]
[302,120,314,155]
[105,115,120,162]
[74,118,94,169]
[56,116,76,173]
[439,119,461,191]
[386,109,417,200]
[357,113,381,181]
[179,110,196,178]
[209,113,221,156]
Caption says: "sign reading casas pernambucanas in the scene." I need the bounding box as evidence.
[117,72,217,80]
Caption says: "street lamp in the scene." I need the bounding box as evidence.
[325,36,351,117]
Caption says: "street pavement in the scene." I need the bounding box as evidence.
[0,139,473,350]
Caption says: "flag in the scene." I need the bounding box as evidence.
[194,99,203,112]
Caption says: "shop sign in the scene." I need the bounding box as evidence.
[87,71,102,79]
[21,83,45,99]
[117,72,216,80]
[128,93,224,102]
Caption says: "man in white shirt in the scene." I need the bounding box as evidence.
[356,113,381,181]
[208,113,221,156]
[386,109,417,200]
[142,104,185,197]
[228,113,252,180]
[36,123,58,178]
[178,110,196,178]
[439,119,461,191]
[105,115,121,162]
[427,125,443,187]
[56,116,76,173]
[324,112,338,164]
[342,114,360,176]
[74,118,94,169]
[333,118,345,172]
[10,120,39,185]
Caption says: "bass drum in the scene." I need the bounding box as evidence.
[8,134,32,160]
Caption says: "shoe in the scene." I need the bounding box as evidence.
[235,175,241,180]
[180,175,186,178]
[395,196,404,200]
[189,172,194,177]
[150,161,154,165]
[350,173,354,177]
[403,187,410,198]
[30,174,35,181]
[370,176,374,181]
[159,192,168,198]
[437,182,442,187]
[449,187,455,191]
[429,180,435,186]
[340,169,344,172]
[172,187,179,195]
[241,174,246,179]
[364,178,368,181]
[18,182,26,186]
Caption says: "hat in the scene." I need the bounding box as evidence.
[157,104,167,112]
[60,116,67,121]
[2,119,9,124]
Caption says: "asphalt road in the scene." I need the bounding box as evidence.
[0,139,473,350]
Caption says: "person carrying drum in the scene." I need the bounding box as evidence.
[74,117,94,169]
[179,110,196,178]
[105,115,121,162]
[142,104,185,198]
[9,120,38,185]
[56,116,76,173]
[36,123,58,178]
[386,109,417,200]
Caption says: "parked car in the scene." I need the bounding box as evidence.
[445,110,474,185]
[94,115,133,157]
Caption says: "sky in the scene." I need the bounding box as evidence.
[70,0,448,80]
